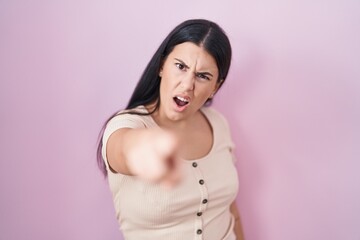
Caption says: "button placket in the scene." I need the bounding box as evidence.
[191,161,208,240]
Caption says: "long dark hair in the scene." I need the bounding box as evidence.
[97,19,232,177]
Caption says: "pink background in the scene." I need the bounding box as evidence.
[1,1,359,240]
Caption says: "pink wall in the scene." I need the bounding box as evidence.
[1,1,359,239]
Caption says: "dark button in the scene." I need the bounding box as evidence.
[197,212,202,216]
[202,199,208,204]
[197,229,202,235]
[192,162,198,168]
[199,179,204,185]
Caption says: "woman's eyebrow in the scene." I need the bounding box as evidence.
[196,71,213,77]
[174,58,214,77]
[174,58,190,69]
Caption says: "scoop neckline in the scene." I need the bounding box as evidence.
[138,105,216,163]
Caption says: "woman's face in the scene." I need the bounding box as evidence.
[157,42,220,122]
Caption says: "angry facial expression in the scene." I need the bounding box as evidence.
[157,42,221,122]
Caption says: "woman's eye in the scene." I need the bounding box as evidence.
[175,63,185,70]
[196,73,210,81]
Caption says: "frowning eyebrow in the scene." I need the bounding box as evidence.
[197,71,213,78]
[174,58,214,78]
[174,58,190,69]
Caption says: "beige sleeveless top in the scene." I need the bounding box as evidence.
[102,106,239,240]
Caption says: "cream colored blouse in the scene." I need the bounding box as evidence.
[102,106,239,240]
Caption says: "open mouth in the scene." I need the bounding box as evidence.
[173,96,189,107]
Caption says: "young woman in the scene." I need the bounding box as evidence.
[97,19,244,240]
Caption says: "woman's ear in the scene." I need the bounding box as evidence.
[210,79,224,98]
[159,67,163,77]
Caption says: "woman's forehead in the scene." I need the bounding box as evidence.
[168,42,218,70]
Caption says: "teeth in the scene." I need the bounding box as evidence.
[176,96,189,103]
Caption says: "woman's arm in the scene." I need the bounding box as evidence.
[230,201,245,240]
[107,128,179,183]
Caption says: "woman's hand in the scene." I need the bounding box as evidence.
[126,128,181,186]
[107,127,181,188]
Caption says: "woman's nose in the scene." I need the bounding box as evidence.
[180,73,195,91]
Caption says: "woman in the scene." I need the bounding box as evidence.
[97,19,244,240]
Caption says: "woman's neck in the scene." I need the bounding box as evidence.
[145,103,198,132]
